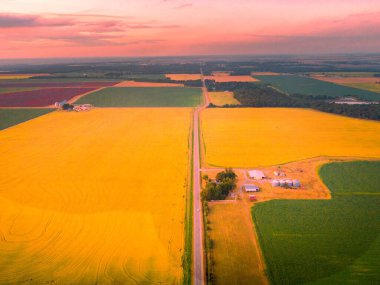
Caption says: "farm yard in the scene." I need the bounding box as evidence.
[0,108,54,130]
[252,161,380,284]
[0,87,100,107]
[201,108,380,167]
[0,108,192,284]
[208,92,240,106]
[255,75,380,101]
[76,87,203,107]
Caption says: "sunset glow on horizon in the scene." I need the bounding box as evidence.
[1,0,380,59]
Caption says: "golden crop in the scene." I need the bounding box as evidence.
[0,108,192,284]
[201,108,380,167]
[208,92,240,106]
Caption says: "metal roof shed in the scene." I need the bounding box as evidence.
[248,170,266,180]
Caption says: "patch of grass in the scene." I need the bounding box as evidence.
[76,87,203,107]
[255,75,380,101]
[252,161,380,285]
[0,108,54,130]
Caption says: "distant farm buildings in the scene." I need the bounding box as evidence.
[243,184,260,192]
[55,100,67,108]
[248,170,266,180]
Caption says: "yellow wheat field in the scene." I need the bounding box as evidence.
[201,108,380,167]
[0,108,192,284]
[166,74,202,80]
[0,73,49,79]
[208,92,240,106]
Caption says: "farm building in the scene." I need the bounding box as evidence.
[54,100,67,108]
[248,170,266,180]
[243,184,260,192]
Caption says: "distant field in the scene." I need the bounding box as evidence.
[201,108,380,167]
[343,83,380,94]
[0,108,192,284]
[207,203,267,285]
[0,74,49,79]
[0,87,97,107]
[166,74,202,81]
[311,76,380,84]
[0,108,53,130]
[114,80,184,87]
[208,91,240,106]
[123,74,167,80]
[0,87,41,94]
[76,87,202,107]
[255,75,380,101]
[252,161,380,284]
[0,81,118,88]
[205,75,259,82]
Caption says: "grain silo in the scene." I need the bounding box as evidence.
[286,179,293,186]
[272,179,280,187]
[293,179,301,188]
[279,179,286,187]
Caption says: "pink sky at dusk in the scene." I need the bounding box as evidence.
[1,0,380,58]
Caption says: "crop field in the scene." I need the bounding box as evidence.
[205,75,259,82]
[208,91,240,106]
[0,81,119,88]
[0,108,192,284]
[0,108,54,130]
[207,203,267,285]
[255,75,380,101]
[252,161,380,284]
[0,87,42,94]
[0,74,49,79]
[123,74,168,80]
[251,72,280,76]
[166,74,202,80]
[201,108,380,167]
[76,87,202,107]
[0,87,98,107]
[311,75,380,84]
[114,80,184,87]
[341,83,380,94]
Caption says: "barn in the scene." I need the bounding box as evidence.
[243,184,260,192]
[248,170,266,180]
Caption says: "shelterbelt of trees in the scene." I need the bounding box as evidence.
[206,81,380,121]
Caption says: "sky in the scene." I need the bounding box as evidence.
[0,0,380,58]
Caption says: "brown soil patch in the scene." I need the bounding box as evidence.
[113,81,184,87]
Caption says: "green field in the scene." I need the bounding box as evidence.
[252,161,380,285]
[76,87,203,107]
[0,108,54,130]
[255,75,380,101]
